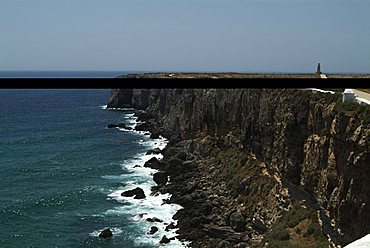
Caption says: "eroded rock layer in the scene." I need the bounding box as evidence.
[107,89,370,247]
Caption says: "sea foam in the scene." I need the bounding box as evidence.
[101,109,189,247]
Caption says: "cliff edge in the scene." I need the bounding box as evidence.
[107,89,370,247]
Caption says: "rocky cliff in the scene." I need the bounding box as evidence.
[107,89,370,247]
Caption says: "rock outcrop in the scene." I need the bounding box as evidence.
[107,89,133,108]
[121,187,146,199]
[149,226,159,235]
[108,89,370,247]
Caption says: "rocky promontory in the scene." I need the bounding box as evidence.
[107,89,370,247]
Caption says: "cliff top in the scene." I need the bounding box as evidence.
[119,72,370,79]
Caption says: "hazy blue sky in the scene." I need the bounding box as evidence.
[1,0,369,73]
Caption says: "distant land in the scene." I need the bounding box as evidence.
[120,72,370,79]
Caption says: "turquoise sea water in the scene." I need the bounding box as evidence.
[0,90,183,248]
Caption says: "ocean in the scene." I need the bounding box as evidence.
[0,89,185,247]
[0,71,146,78]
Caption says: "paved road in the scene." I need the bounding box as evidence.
[345,234,370,248]
[353,89,370,103]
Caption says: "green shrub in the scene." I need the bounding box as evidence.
[305,225,315,237]
[335,99,370,125]
[275,228,290,240]
[258,202,330,248]
[336,101,359,112]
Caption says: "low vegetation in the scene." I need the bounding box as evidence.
[211,148,275,207]
[258,202,329,248]
[335,99,370,124]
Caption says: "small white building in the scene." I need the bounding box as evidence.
[343,89,356,102]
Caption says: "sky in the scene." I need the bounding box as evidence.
[1,0,369,73]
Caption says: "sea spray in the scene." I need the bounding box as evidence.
[102,109,189,247]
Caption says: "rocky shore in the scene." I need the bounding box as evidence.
[107,89,370,247]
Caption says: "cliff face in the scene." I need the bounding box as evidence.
[108,89,370,245]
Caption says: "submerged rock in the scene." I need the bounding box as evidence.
[121,187,146,199]
[99,228,113,238]
[146,217,163,223]
[107,123,132,130]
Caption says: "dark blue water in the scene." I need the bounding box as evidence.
[0,90,184,248]
[0,71,147,78]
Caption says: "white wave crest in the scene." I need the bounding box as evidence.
[99,112,187,247]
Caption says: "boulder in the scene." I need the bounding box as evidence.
[177,194,193,208]
[159,235,171,244]
[205,224,236,239]
[176,151,188,161]
[229,212,246,232]
[150,132,160,139]
[217,240,231,248]
[121,187,146,199]
[169,134,181,145]
[165,157,184,175]
[236,242,249,248]
[252,219,268,233]
[162,146,180,157]
[99,228,113,238]
[146,148,162,155]
[153,171,168,185]
[135,122,149,131]
[237,177,251,195]
[144,157,164,170]
[149,226,158,235]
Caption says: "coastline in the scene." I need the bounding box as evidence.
[127,108,290,247]
[119,72,370,78]
[106,89,370,247]
[104,107,189,247]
